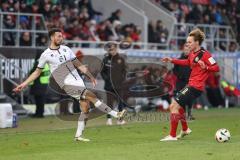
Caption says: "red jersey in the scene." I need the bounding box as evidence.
[171,48,220,91]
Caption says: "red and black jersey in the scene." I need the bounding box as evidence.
[171,48,220,91]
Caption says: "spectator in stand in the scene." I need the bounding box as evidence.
[156,20,168,37]
[96,21,110,41]
[215,29,227,50]
[159,0,240,45]
[2,1,142,45]
[186,4,203,24]
[40,2,52,21]
[121,24,131,41]
[1,0,10,12]
[148,21,156,43]
[3,15,15,46]
[221,8,230,25]
[78,0,102,19]
[202,14,211,24]
[36,34,48,47]
[229,42,237,52]
[108,9,122,23]
[19,16,30,29]
[81,20,94,41]
[13,1,20,12]
[155,20,168,49]
[28,2,39,14]
[89,20,100,41]
[19,0,29,13]
[147,19,170,48]
[110,20,124,41]
[131,25,141,42]
[78,6,90,24]
[20,32,31,46]
[7,0,18,12]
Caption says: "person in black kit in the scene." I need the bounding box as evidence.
[101,41,127,125]
[173,44,195,120]
[29,51,50,118]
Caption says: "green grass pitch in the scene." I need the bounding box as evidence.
[0,108,240,160]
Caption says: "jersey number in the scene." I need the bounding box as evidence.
[59,55,67,62]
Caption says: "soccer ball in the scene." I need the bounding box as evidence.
[215,128,231,143]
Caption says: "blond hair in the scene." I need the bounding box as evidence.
[188,28,205,45]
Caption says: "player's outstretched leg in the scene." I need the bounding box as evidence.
[83,90,127,119]
[75,100,90,142]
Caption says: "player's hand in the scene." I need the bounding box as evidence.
[161,57,172,63]
[198,60,207,69]
[91,78,97,87]
[13,83,27,93]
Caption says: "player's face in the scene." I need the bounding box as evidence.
[51,32,63,46]
[186,36,199,52]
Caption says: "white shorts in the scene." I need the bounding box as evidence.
[63,73,86,100]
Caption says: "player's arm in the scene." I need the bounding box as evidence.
[198,55,220,72]
[206,63,219,72]
[162,57,190,66]
[72,58,97,86]
[13,68,42,92]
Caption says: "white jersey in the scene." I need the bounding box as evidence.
[38,45,85,87]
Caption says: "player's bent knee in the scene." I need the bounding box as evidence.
[80,106,89,113]
[85,90,96,98]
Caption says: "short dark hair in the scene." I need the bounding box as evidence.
[48,28,61,38]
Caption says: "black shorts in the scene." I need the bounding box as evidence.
[174,86,202,107]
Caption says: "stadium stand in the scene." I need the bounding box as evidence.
[153,0,240,50]
[1,0,239,51]
[1,0,142,45]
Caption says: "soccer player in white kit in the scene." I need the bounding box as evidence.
[13,28,127,142]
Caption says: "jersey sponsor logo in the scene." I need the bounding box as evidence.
[208,57,216,65]
[117,59,122,64]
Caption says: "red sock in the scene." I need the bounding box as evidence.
[179,107,188,131]
[170,113,180,137]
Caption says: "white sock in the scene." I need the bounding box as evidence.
[75,121,85,137]
[108,110,118,118]
[94,100,102,107]
[94,100,118,118]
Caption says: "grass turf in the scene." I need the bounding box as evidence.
[0,108,240,160]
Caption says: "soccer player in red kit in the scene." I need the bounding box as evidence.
[160,28,220,141]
